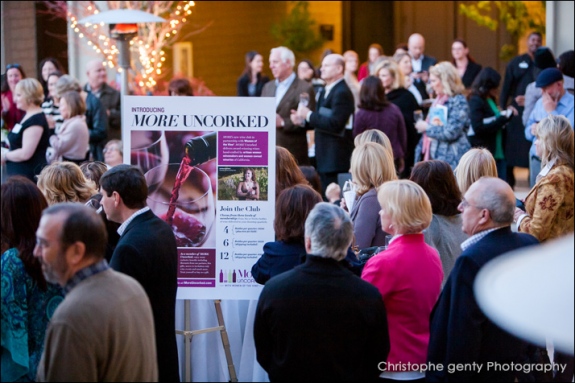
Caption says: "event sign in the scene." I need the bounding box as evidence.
[122,96,276,299]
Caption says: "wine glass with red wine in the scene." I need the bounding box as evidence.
[131,130,169,175]
[145,164,215,247]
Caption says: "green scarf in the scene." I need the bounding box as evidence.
[487,98,505,160]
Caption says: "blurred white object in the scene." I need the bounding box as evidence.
[474,234,574,355]
[342,180,356,212]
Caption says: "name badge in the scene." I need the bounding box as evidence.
[12,123,22,134]
[519,61,529,69]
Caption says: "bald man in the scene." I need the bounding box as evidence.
[408,33,437,99]
[84,60,122,141]
[292,54,355,196]
[427,177,539,382]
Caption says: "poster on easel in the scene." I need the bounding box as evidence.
[122,96,276,300]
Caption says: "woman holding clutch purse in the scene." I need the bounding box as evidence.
[414,61,471,170]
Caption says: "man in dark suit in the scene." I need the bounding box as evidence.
[100,165,180,383]
[254,202,390,382]
[408,33,437,100]
[262,46,315,166]
[499,31,543,187]
[292,54,355,196]
[427,177,539,382]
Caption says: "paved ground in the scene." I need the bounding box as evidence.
[514,167,530,200]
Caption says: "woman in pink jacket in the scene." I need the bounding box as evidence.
[362,180,443,381]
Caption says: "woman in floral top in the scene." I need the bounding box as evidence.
[1,176,63,381]
[514,114,574,242]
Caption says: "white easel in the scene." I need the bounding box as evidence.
[176,299,238,382]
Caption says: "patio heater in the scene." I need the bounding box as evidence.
[78,9,165,95]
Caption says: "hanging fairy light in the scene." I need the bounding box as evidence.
[60,1,197,92]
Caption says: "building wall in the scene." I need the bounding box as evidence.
[183,1,286,96]
[393,1,513,75]
[1,1,38,78]
[185,1,342,96]
[546,1,575,56]
[304,1,343,63]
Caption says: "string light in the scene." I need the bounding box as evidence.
[66,1,196,93]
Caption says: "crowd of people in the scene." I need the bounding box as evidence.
[1,30,574,382]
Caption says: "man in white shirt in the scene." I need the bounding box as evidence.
[262,46,315,165]
[408,33,437,99]
[292,54,355,196]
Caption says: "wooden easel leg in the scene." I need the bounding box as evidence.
[214,300,238,382]
[176,299,238,382]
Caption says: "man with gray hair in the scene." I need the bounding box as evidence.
[34,203,157,381]
[427,177,539,382]
[262,46,315,165]
[254,202,390,381]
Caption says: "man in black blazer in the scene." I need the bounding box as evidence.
[254,202,390,382]
[100,165,180,383]
[427,177,539,382]
[292,54,355,196]
[408,33,437,100]
[262,46,315,166]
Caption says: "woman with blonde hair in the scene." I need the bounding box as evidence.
[348,142,397,249]
[392,51,423,105]
[46,90,89,165]
[354,129,393,155]
[375,59,420,178]
[1,78,51,182]
[415,61,471,169]
[454,148,498,194]
[514,115,574,242]
[36,161,97,206]
[362,180,443,381]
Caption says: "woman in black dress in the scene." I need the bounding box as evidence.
[237,51,269,97]
[451,39,482,90]
[1,78,50,182]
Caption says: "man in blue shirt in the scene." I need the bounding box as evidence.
[525,67,574,186]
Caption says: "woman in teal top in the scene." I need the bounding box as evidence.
[1,176,63,382]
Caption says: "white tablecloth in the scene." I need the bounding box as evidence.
[175,299,269,382]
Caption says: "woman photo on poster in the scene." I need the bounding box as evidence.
[237,167,260,200]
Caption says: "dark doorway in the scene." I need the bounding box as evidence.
[35,2,69,74]
[342,1,395,62]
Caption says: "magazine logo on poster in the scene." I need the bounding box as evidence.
[131,111,269,128]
